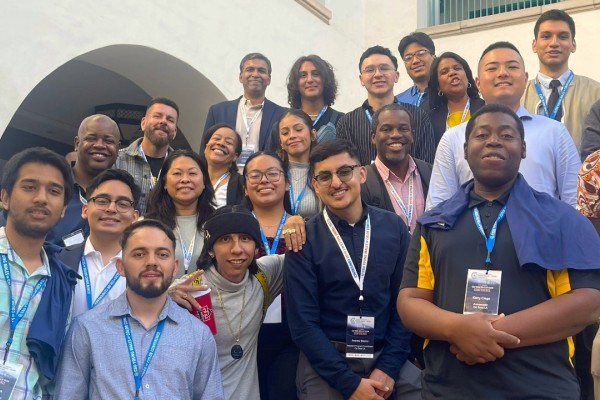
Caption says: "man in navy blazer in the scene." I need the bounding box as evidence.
[201,53,286,160]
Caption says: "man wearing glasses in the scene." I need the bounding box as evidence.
[58,169,140,317]
[285,139,421,400]
[395,32,436,107]
[336,46,436,165]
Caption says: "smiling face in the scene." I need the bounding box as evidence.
[209,233,257,284]
[312,152,366,218]
[360,54,399,98]
[372,109,414,170]
[164,156,205,211]
[141,103,178,148]
[244,154,288,209]
[476,47,528,111]
[533,20,575,75]
[402,42,435,84]
[83,179,139,240]
[1,162,66,239]
[298,61,323,101]
[437,57,469,100]
[239,58,271,99]
[279,114,315,162]
[74,116,120,175]
[464,111,526,195]
[117,226,178,299]
[204,127,240,168]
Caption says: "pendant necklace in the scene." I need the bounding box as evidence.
[216,285,246,360]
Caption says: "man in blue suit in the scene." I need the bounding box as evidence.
[201,53,286,167]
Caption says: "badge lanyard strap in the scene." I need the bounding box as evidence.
[80,255,120,311]
[323,210,371,312]
[534,72,574,119]
[416,91,424,107]
[253,211,287,255]
[288,172,308,215]
[385,173,414,230]
[138,144,169,188]
[364,109,373,126]
[213,172,231,191]
[472,206,506,270]
[122,317,165,400]
[1,253,47,364]
[312,106,328,127]
[240,103,263,146]
[445,98,471,130]
[175,224,196,274]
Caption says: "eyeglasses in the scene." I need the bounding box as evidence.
[361,64,395,76]
[245,168,284,184]
[88,196,135,213]
[403,49,431,63]
[313,165,360,186]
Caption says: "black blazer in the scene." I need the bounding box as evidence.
[201,96,286,152]
[56,242,85,273]
[361,159,432,213]
[225,170,245,206]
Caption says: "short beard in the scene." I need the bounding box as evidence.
[11,218,51,240]
[145,127,173,148]
[126,271,173,299]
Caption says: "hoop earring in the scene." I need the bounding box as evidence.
[468,83,472,88]
[438,90,444,97]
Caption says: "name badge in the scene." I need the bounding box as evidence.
[463,269,502,315]
[0,362,23,399]
[346,315,375,359]
[237,144,256,168]
[62,229,85,247]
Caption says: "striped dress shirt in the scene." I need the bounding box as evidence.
[336,100,436,165]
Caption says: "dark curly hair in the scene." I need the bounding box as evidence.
[287,55,338,109]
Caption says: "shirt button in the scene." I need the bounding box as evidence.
[486,202,493,207]
[485,213,491,218]
[145,384,150,389]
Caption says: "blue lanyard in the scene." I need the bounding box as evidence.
[253,211,287,255]
[533,72,573,120]
[122,317,165,400]
[364,109,373,126]
[416,91,424,107]
[1,253,47,361]
[288,172,308,215]
[80,255,121,310]
[312,106,328,127]
[472,206,506,268]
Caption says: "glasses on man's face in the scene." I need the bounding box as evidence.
[88,196,135,213]
[313,165,360,186]
[361,64,395,77]
[245,168,284,184]
[403,49,431,63]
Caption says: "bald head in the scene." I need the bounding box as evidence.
[74,114,120,177]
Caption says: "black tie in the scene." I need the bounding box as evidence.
[547,79,563,121]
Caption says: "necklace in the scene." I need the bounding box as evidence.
[216,285,246,360]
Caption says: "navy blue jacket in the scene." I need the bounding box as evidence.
[201,96,286,152]
[285,205,412,398]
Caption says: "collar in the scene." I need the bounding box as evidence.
[240,96,265,108]
[516,106,534,121]
[467,188,511,209]
[324,202,369,228]
[361,97,400,114]
[536,69,572,89]
[0,227,52,277]
[374,156,417,183]
[410,85,427,96]
[125,137,144,157]
[83,237,122,262]
[108,291,181,325]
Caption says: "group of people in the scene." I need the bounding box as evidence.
[2,7,600,400]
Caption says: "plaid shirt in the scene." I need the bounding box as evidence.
[114,138,173,215]
[0,227,51,399]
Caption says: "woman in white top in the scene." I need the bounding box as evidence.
[202,123,244,208]
[145,149,214,277]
